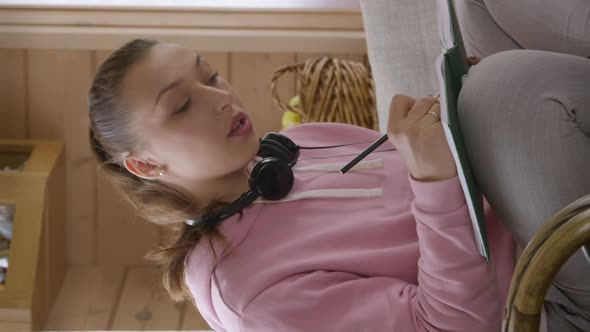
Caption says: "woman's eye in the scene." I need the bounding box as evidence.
[207,72,219,86]
[174,98,191,115]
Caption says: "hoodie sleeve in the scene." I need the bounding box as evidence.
[239,176,502,332]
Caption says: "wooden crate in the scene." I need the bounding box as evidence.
[0,140,65,331]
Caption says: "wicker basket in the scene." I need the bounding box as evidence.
[270,56,378,131]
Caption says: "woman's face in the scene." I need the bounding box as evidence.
[119,43,259,182]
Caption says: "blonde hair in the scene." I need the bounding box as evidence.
[88,38,238,302]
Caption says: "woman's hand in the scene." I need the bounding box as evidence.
[387,94,457,182]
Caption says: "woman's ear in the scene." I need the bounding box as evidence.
[124,157,164,180]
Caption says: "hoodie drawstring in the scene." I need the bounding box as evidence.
[253,158,385,204]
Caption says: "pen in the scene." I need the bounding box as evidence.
[339,133,389,174]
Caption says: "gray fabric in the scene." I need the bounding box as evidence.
[458,49,590,331]
[455,1,590,330]
[359,0,440,134]
[455,0,523,57]
[457,0,590,58]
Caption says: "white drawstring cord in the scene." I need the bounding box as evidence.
[293,158,384,173]
[253,188,384,204]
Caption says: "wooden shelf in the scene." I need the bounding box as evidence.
[0,140,65,331]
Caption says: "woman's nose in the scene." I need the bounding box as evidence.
[219,103,232,114]
[215,90,234,114]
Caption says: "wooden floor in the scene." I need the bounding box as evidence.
[44,265,211,331]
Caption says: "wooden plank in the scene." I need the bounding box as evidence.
[44,149,66,315]
[0,27,366,53]
[0,49,27,139]
[27,49,97,265]
[296,52,366,63]
[0,2,365,52]
[0,0,361,11]
[93,50,161,265]
[296,52,331,63]
[32,211,50,332]
[346,53,369,70]
[180,303,211,331]
[96,173,161,265]
[111,266,183,330]
[0,321,31,331]
[230,52,296,136]
[44,265,126,331]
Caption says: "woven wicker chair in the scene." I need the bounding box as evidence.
[502,194,590,331]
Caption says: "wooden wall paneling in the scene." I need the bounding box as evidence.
[346,53,370,71]
[296,52,366,65]
[295,52,330,63]
[96,168,163,265]
[230,52,296,136]
[111,266,183,330]
[92,50,161,265]
[0,2,365,53]
[44,265,126,331]
[0,321,30,331]
[346,53,366,62]
[199,51,230,81]
[0,49,27,139]
[180,303,210,331]
[27,49,97,265]
[43,148,67,322]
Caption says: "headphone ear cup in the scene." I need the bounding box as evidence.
[250,157,294,200]
[258,139,296,166]
[259,132,300,165]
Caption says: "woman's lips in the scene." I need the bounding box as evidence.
[228,112,252,137]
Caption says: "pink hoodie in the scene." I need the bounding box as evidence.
[184,122,516,332]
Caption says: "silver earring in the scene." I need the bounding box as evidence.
[158,168,166,177]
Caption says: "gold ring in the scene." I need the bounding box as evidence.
[426,111,439,120]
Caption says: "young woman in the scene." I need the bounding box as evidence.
[88,39,516,331]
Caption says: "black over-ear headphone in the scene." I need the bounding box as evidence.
[185,132,298,226]
[185,132,395,226]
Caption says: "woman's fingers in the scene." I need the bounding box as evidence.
[388,94,416,130]
[406,96,439,123]
[386,93,456,182]
[418,102,441,126]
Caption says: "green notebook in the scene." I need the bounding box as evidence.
[436,0,491,260]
